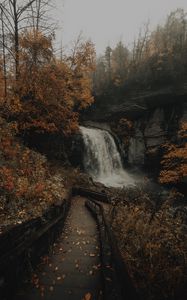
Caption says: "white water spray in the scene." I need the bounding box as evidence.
[80,126,135,187]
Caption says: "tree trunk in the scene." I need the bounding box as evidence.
[1,10,7,98]
[13,0,19,80]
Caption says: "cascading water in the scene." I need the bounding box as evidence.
[80,126,135,187]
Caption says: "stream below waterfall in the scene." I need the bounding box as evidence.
[80,126,135,188]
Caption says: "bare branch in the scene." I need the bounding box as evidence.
[17,0,36,19]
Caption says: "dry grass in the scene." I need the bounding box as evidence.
[109,186,187,300]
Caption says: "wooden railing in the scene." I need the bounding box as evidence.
[0,198,71,299]
[85,197,141,300]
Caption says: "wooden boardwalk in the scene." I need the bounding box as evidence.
[15,196,103,300]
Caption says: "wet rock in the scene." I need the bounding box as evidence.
[67,133,85,169]
[128,126,145,165]
[144,109,166,148]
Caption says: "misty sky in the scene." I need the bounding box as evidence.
[53,0,187,55]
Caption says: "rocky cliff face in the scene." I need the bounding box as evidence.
[127,103,187,172]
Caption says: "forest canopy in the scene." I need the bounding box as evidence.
[93,9,187,95]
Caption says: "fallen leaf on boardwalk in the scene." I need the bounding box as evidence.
[41,256,49,264]
[89,253,96,257]
[40,286,45,297]
[89,270,93,275]
[82,292,92,300]
[57,276,61,280]
[106,277,112,282]
[49,286,54,292]
[31,274,40,288]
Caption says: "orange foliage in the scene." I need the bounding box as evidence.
[0,118,45,196]
[8,31,95,135]
[159,122,187,184]
[0,117,69,226]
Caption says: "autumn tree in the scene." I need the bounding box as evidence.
[10,30,95,135]
[67,38,95,109]
[0,56,5,104]
[92,56,108,95]
[111,41,130,85]
[0,1,95,136]
[0,6,7,98]
[105,46,112,84]
[131,22,150,68]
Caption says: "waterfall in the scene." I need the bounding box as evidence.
[80,126,134,187]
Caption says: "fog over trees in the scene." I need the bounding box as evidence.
[93,9,187,95]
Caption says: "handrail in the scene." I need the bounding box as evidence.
[86,197,141,300]
[0,198,71,299]
[73,187,110,203]
[0,208,66,270]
